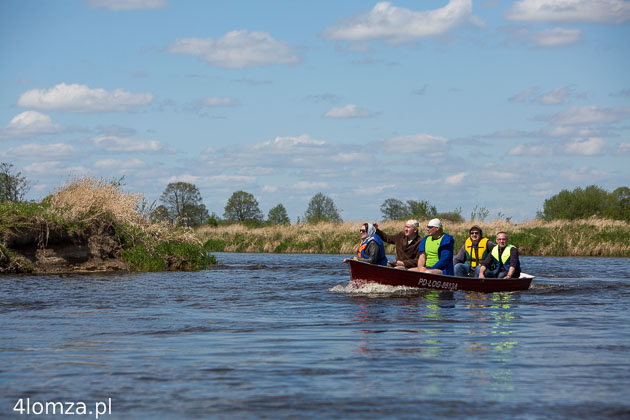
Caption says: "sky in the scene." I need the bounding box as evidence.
[1,0,629,223]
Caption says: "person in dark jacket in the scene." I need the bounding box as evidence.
[373,219,421,269]
[344,223,388,266]
[478,232,521,279]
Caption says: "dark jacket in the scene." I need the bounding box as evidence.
[375,228,421,268]
[358,240,388,265]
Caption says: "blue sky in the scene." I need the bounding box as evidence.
[1,0,629,223]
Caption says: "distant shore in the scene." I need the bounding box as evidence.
[196,218,630,258]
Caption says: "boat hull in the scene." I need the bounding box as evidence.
[345,259,532,293]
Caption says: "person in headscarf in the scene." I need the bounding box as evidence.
[345,222,388,266]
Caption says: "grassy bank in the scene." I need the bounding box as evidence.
[196,218,630,258]
[1,178,216,273]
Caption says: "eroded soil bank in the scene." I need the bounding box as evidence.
[1,220,130,274]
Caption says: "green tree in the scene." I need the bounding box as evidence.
[267,203,290,225]
[150,204,170,223]
[304,192,342,223]
[159,182,209,226]
[609,187,630,221]
[542,185,609,220]
[407,199,437,220]
[437,207,464,223]
[380,198,410,220]
[0,162,31,202]
[224,190,263,222]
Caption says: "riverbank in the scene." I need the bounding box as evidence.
[196,218,630,257]
[0,178,216,274]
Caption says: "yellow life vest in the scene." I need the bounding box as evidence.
[491,244,516,264]
[464,237,489,268]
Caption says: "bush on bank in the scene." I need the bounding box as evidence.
[196,218,630,258]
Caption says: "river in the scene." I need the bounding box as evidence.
[1,253,629,419]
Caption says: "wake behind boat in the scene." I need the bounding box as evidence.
[345,259,534,293]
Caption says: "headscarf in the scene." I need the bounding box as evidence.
[360,223,378,246]
[366,223,377,239]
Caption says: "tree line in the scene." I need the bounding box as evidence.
[539,185,630,221]
[154,182,342,227]
[1,163,629,226]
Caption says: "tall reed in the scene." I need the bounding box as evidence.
[196,217,630,257]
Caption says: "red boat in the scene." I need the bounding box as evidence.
[345,259,534,293]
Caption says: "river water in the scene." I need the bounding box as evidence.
[1,253,629,419]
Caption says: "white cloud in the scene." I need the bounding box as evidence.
[293,181,329,190]
[91,135,163,152]
[508,144,548,155]
[17,83,154,112]
[539,85,576,104]
[94,158,146,169]
[262,185,278,193]
[564,137,607,155]
[381,134,448,155]
[3,143,80,160]
[560,165,607,182]
[166,30,299,68]
[0,111,63,139]
[529,182,555,196]
[86,0,167,10]
[254,134,326,151]
[323,104,372,118]
[208,175,256,183]
[510,85,579,104]
[201,97,240,107]
[445,172,468,185]
[509,86,540,103]
[322,0,473,43]
[617,142,630,154]
[353,184,396,195]
[331,152,369,162]
[165,174,201,184]
[530,27,582,47]
[24,161,67,175]
[550,106,630,126]
[506,0,630,24]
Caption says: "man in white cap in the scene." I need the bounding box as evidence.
[411,218,455,275]
[373,219,422,269]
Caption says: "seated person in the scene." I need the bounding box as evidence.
[410,218,454,275]
[478,232,521,279]
[374,219,421,269]
[453,225,495,277]
[344,223,388,266]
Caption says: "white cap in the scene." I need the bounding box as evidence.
[427,218,442,228]
[405,219,419,229]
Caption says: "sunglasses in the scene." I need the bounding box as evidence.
[470,231,480,235]
[360,229,367,233]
